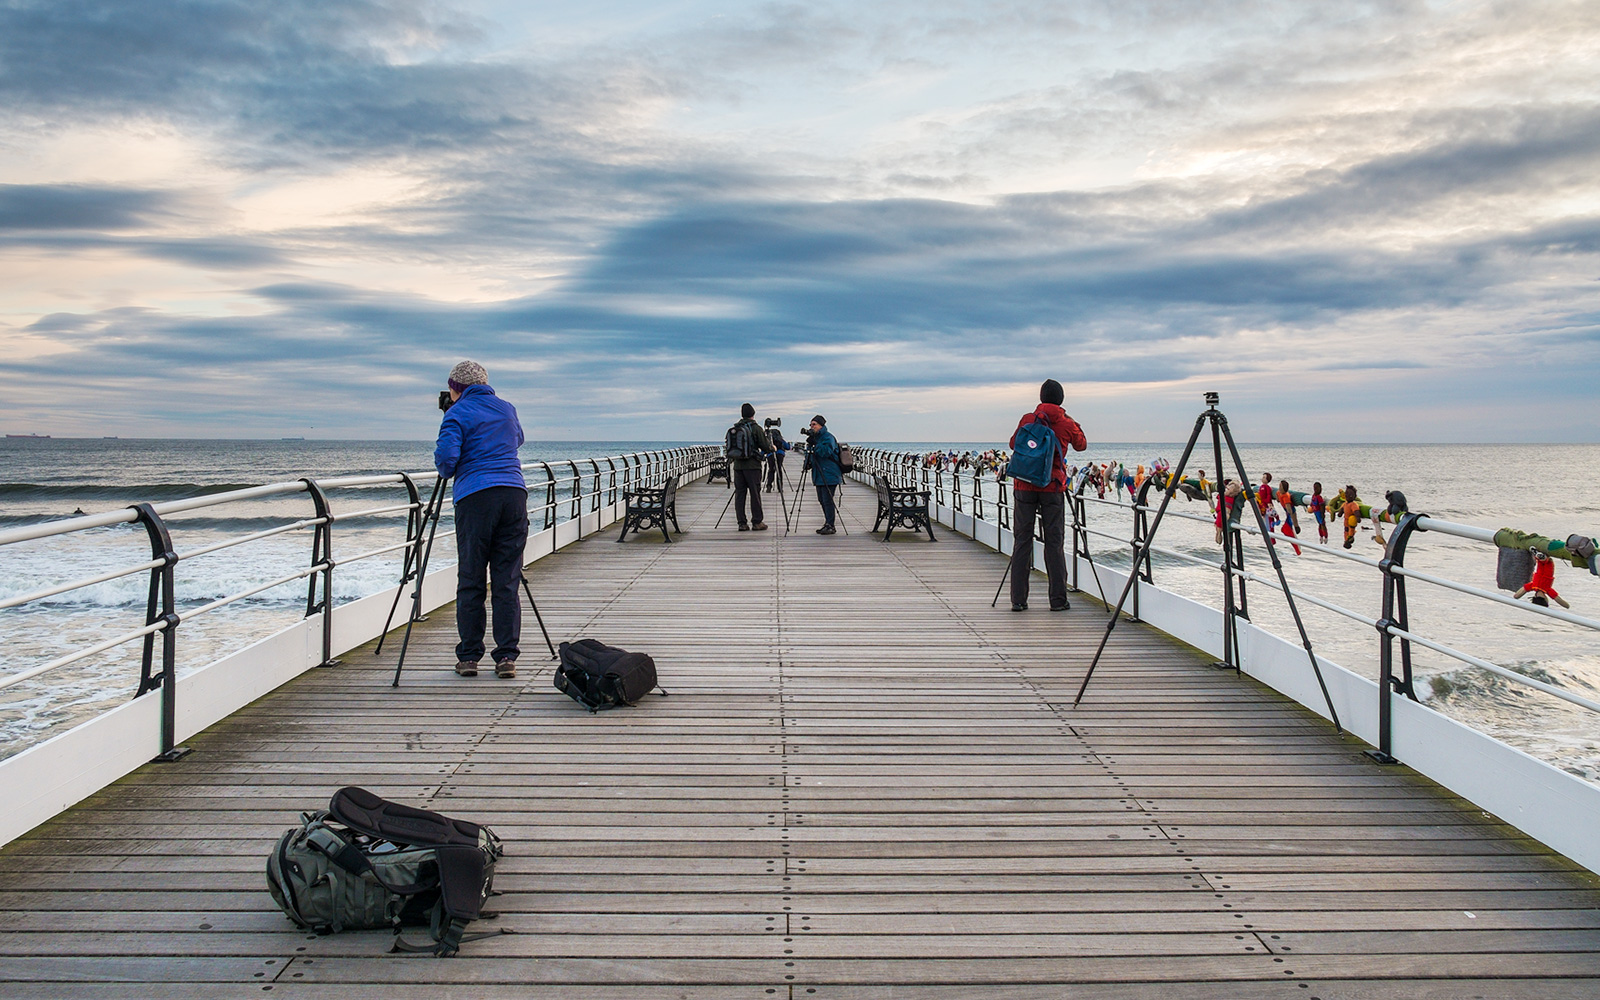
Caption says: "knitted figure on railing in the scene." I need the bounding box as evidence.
[1371,490,1408,548]
[1515,549,1571,609]
[1340,485,1362,550]
[1275,479,1303,556]
[1215,480,1245,546]
[1309,483,1329,544]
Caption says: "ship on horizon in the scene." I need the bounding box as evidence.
[4,433,49,439]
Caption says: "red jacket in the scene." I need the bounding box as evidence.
[1009,403,1087,493]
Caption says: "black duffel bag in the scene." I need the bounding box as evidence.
[555,639,666,712]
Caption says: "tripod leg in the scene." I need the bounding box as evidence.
[833,485,848,534]
[521,575,558,659]
[714,486,737,529]
[994,505,1034,607]
[1217,416,1342,732]
[1072,413,1209,708]
[786,474,806,535]
[376,478,443,656]
[374,543,416,657]
[393,478,449,688]
[991,561,1012,607]
[1069,490,1111,610]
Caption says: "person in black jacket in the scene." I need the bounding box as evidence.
[765,423,789,492]
[727,403,774,530]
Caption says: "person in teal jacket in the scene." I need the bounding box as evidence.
[803,415,842,534]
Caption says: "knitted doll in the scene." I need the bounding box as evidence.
[1515,549,1571,609]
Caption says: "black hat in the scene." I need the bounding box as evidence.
[741,403,755,419]
[810,414,826,426]
[1040,379,1064,405]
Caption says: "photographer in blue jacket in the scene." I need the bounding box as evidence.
[802,414,842,535]
[434,360,527,679]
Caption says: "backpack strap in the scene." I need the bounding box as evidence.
[329,786,480,848]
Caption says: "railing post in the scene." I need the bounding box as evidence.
[1369,511,1426,764]
[130,502,189,762]
[300,478,339,668]
[605,458,618,509]
[589,460,602,515]
[541,463,556,532]
[1068,484,1080,592]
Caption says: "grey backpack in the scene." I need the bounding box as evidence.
[266,787,507,956]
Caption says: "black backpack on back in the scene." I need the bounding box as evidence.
[725,420,756,460]
[555,639,665,712]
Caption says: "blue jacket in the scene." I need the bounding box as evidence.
[434,384,526,503]
[807,428,843,486]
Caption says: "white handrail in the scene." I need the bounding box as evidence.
[0,447,717,695]
[863,450,1599,717]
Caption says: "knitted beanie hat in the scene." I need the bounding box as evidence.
[810,414,827,426]
[448,360,488,392]
[1040,379,1065,405]
[741,403,755,419]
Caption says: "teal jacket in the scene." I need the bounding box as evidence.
[807,429,842,486]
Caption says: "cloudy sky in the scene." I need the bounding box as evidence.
[2,0,1597,442]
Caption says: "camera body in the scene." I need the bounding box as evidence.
[439,390,454,413]
[763,417,781,428]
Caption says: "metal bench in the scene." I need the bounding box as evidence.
[618,474,682,542]
[872,473,936,541]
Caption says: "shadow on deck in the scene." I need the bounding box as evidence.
[2,480,1598,998]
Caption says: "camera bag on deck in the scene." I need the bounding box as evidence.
[555,638,666,712]
[265,786,507,956]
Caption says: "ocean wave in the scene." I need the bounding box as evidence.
[0,482,270,502]
[1426,656,1600,705]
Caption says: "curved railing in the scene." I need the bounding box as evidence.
[0,446,716,760]
[855,446,1600,738]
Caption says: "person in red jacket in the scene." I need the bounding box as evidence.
[1007,379,1088,612]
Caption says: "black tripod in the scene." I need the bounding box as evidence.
[992,477,1108,609]
[713,459,788,531]
[383,476,557,687]
[785,466,847,536]
[1070,393,1340,731]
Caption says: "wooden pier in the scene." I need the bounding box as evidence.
[2,480,1598,997]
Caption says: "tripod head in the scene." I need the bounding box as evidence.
[1204,390,1220,410]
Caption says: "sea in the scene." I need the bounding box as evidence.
[2,438,1598,784]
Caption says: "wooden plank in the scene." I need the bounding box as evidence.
[0,479,1596,993]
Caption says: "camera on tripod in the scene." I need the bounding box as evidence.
[763,417,781,429]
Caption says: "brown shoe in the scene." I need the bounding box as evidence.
[752,522,768,531]
[454,660,479,677]
[495,659,517,679]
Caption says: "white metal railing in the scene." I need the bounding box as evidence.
[0,447,716,758]
[854,447,1600,758]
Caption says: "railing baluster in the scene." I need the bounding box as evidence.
[130,502,188,762]
[300,479,338,668]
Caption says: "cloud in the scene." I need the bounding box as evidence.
[1,1,1599,441]
[0,184,173,230]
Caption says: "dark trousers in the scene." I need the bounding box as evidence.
[1011,489,1068,609]
[766,453,785,491]
[815,484,837,526]
[454,486,528,663]
[733,467,765,525]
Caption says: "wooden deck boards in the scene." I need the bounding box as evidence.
[2,479,1598,997]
